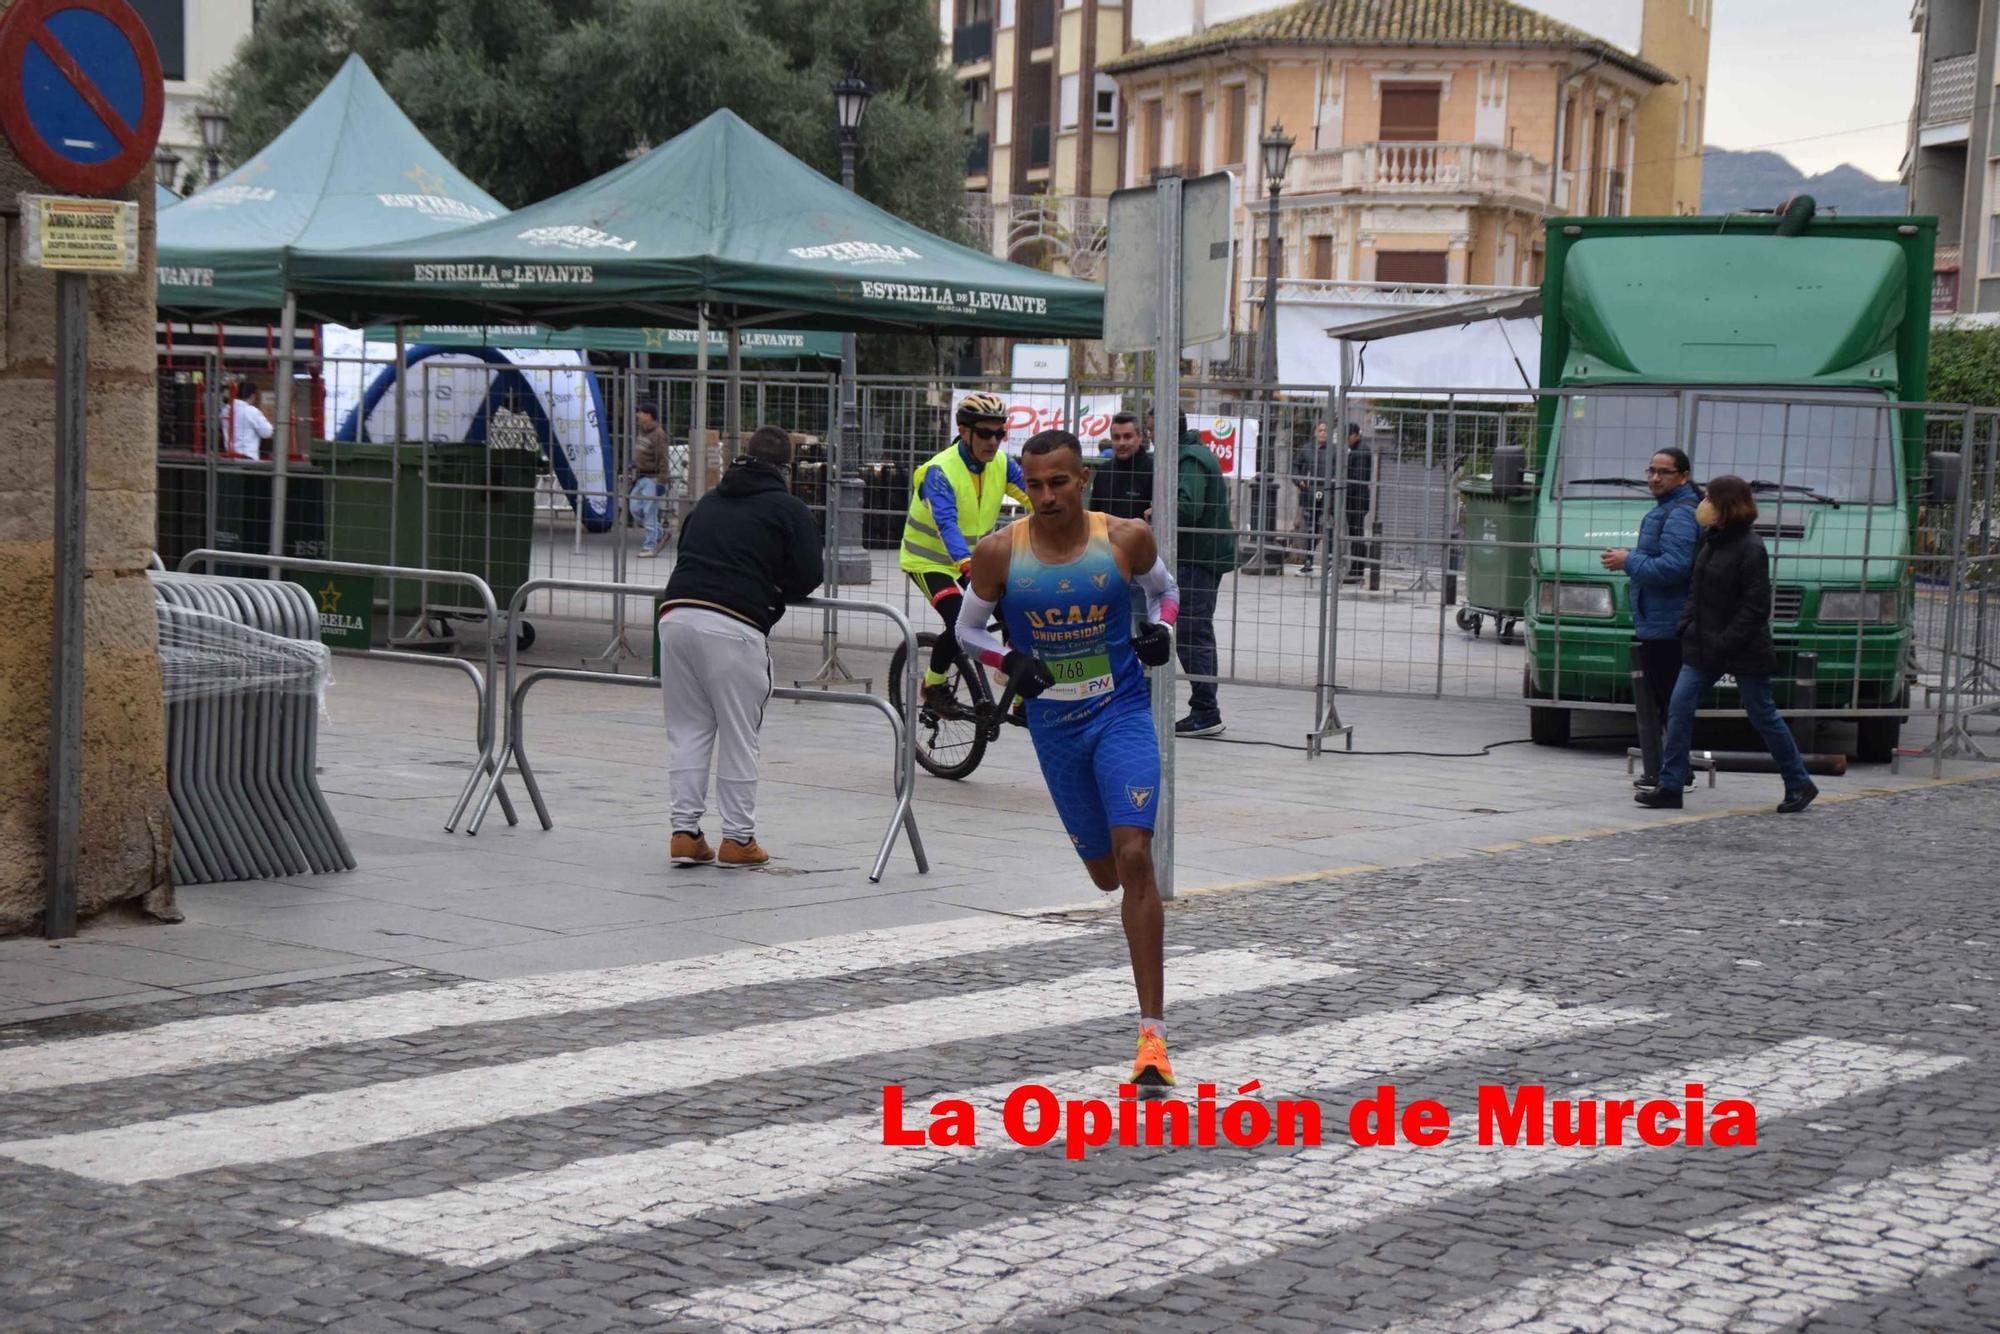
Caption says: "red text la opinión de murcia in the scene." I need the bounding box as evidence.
[882,1083,1757,1161]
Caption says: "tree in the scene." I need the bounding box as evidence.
[1928,325,2000,408]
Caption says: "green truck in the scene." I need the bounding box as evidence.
[1516,202,1936,761]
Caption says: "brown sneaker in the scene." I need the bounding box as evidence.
[669,831,714,866]
[717,837,769,868]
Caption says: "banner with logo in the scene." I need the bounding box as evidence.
[1191,415,1261,479]
[950,389,1126,452]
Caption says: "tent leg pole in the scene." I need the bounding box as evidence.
[268,293,297,574]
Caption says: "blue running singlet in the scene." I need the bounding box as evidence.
[997,514,1160,860]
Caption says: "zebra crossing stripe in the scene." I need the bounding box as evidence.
[656,1037,1965,1330]
[0,916,1085,1095]
[295,988,1659,1266]
[1384,1146,2000,1333]
[0,949,1341,1185]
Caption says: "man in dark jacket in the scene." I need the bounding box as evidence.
[1341,422,1373,584]
[1291,421,1333,573]
[1601,448,1700,788]
[1151,412,1237,737]
[1094,411,1153,521]
[658,426,824,868]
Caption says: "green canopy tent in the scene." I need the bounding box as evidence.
[155,55,507,321]
[155,182,178,209]
[288,108,1104,493]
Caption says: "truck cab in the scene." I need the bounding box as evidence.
[1521,206,1935,762]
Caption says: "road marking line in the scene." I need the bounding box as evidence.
[0,950,1341,1185]
[657,1037,1963,1330]
[0,916,1083,1094]
[294,988,1655,1265]
[1384,1146,2000,1333]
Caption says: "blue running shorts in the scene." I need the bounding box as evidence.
[1027,701,1161,861]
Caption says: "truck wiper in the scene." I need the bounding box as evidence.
[1562,476,1652,490]
[1747,480,1841,509]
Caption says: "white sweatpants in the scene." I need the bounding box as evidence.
[658,608,773,841]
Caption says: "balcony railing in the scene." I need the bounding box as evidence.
[1926,52,1976,124]
[1286,142,1550,202]
[962,192,1109,278]
[953,20,992,65]
[1026,0,1055,50]
[966,132,991,178]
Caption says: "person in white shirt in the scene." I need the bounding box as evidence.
[228,383,274,460]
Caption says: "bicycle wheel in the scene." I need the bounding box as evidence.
[888,631,990,780]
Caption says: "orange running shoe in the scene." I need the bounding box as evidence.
[717,837,770,868]
[1130,1030,1175,1091]
[670,832,714,866]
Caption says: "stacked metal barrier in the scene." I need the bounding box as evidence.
[150,572,355,884]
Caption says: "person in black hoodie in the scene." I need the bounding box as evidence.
[1637,474,1817,813]
[657,425,825,867]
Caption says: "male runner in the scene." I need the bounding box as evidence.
[899,393,1031,712]
[954,429,1180,1089]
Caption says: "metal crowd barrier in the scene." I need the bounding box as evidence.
[149,572,355,883]
[176,551,518,831]
[466,579,926,883]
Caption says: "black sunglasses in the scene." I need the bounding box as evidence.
[969,424,1005,441]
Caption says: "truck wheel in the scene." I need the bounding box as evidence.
[515,620,537,653]
[1529,705,1572,748]
[1855,715,1900,764]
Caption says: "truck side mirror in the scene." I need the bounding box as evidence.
[1927,451,1961,506]
[1491,446,1528,499]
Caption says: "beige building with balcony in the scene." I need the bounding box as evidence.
[1905,0,1989,314]
[1101,0,1675,337]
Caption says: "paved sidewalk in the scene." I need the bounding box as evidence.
[1,625,1994,1020]
[0,775,1996,1329]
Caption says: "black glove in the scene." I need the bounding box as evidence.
[1002,649,1056,700]
[1132,620,1173,668]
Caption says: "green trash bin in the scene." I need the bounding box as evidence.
[211,463,328,581]
[305,439,429,615]
[421,442,539,619]
[1456,478,1534,639]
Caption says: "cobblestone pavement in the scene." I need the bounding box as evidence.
[2,780,1998,1331]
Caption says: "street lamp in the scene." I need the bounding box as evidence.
[154,144,181,197]
[1258,122,1295,387]
[826,63,874,590]
[197,104,230,185]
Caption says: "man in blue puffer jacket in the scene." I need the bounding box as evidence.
[1602,447,1701,789]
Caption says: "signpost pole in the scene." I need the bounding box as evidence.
[1150,173,1183,903]
[46,271,87,939]
[269,291,298,565]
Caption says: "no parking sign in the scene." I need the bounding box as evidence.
[0,0,163,195]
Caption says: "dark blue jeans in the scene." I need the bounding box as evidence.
[1176,564,1220,720]
[1660,665,1809,793]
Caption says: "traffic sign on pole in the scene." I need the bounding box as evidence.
[0,0,164,195]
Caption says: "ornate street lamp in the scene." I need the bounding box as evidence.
[1258,122,1296,388]
[198,105,230,185]
[154,143,182,197]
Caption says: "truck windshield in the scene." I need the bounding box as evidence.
[1556,392,1896,504]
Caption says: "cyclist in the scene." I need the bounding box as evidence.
[899,392,1031,712]
[954,428,1180,1092]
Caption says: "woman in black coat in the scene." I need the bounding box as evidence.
[1636,475,1817,813]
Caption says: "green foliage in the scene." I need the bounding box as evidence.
[1927,325,2000,408]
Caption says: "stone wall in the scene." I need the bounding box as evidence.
[0,8,175,931]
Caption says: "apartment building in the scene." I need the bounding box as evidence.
[940,0,1134,281]
[131,0,260,195]
[1906,0,1991,314]
[1102,0,1679,345]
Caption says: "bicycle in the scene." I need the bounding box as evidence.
[887,623,1028,780]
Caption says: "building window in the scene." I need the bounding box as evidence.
[1059,74,1080,131]
[129,0,185,81]
[996,90,1013,146]
[1093,75,1119,132]
[1140,99,1163,177]
[1379,82,1441,142]
[1562,94,1579,169]
[1178,90,1204,170]
[1309,235,1334,280]
[1695,86,1705,147]
[1026,0,1055,49]
[1680,79,1690,149]
[1255,236,1286,278]
[1376,251,1448,285]
[1223,84,1247,165]
[999,0,1015,26]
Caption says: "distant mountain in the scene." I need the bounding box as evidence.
[1700,148,1907,216]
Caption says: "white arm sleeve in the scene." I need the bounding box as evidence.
[954,588,1008,668]
[1134,558,1181,625]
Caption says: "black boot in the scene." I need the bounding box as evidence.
[1776,781,1819,814]
[1634,787,1682,809]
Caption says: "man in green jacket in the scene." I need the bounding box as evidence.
[1149,412,1237,736]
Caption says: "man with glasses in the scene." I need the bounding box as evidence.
[1601,448,1701,790]
[900,393,1032,711]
